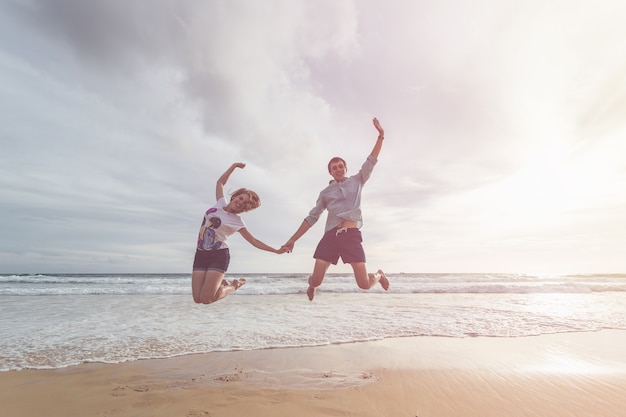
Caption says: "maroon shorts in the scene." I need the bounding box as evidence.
[193,248,230,272]
[313,227,366,265]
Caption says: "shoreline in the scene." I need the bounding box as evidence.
[1,330,625,417]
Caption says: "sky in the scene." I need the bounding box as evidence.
[1,0,625,274]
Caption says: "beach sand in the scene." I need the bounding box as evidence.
[1,330,625,417]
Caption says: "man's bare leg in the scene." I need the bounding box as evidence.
[306,283,316,301]
[351,263,389,291]
[307,259,331,301]
[376,270,390,290]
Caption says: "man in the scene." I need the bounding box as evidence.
[282,118,389,301]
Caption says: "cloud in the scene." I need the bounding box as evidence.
[10,0,364,169]
[1,0,625,273]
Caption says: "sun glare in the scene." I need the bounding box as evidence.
[526,351,610,375]
[479,137,619,231]
[506,146,578,219]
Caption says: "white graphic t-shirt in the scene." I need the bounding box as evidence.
[196,198,246,250]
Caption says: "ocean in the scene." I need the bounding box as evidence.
[1,272,625,372]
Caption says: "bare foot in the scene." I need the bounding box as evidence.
[378,270,389,291]
[307,285,316,301]
[232,278,246,289]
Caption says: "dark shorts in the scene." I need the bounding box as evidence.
[193,248,230,272]
[313,227,366,265]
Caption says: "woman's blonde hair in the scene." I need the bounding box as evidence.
[230,188,261,211]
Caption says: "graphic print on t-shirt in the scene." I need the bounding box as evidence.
[198,208,224,250]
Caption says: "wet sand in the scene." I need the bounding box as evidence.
[1,330,625,417]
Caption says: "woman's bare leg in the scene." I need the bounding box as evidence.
[307,259,331,301]
[192,270,245,304]
[350,263,389,290]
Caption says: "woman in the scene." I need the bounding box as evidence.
[192,162,285,304]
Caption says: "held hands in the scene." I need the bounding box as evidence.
[280,240,295,254]
[276,246,290,254]
[373,117,384,138]
[270,245,291,254]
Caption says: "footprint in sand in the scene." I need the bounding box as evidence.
[187,410,211,416]
[110,386,127,397]
[99,410,122,416]
[214,373,241,382]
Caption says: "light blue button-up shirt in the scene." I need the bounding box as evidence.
[304,155,378,232]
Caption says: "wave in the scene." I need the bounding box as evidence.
[1,273,625,296]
